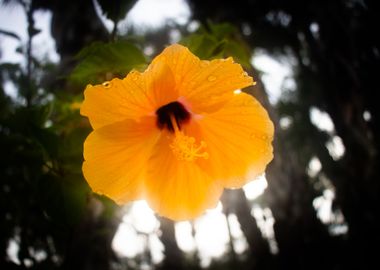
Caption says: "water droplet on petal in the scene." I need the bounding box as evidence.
[244,99,252,106]
[200,61,209,68]
[130,71,139,81]
[241,71,249,78]
[102,81,111,88]
[208,75,216,82]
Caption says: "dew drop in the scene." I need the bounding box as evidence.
[130,71,139,81]
[102,81,111,88]
[244,99,252,106]
[208,75,216,82]
[241,71,249,78]
[200,61,209,68]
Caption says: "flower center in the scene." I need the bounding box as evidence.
[155,101,208,162]
[156,101,190,132]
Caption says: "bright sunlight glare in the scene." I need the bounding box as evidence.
[227,214,249,254]
[123,201,159,234]
[194,202,229,267]
[112,223,145,258]
[125,0,190,28]
[112,201,164,262]
[175,221,196,252]
[0,7,59,64]
[326,135,345,160]
[94,0,191,33]
[251,51,296,104]
[307,156,322,177]
[310,107,335,133]
[243,174,268,200]
[0,4,26,64]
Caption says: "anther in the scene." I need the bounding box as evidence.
[169,115,209,162]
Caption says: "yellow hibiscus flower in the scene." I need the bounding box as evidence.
[81,44,274,221]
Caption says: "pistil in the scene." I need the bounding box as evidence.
[169,115,209,162]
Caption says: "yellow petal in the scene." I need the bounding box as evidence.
[81,61,178,129]
[152,44,253,113]
[198,92,274,188]
[144,60,178,109]
[144,132,223,221]
[83,116,159,203]
[152,44,201,88]
[81,72,154,129]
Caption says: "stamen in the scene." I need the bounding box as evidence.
[169,115,209,162]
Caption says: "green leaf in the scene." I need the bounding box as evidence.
[70,41,146,86]
[181,33,224,59]
[224,40,252,68]
[181,22,252,67]
[208,23,237,40]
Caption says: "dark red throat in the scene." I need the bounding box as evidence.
[156,101,191,132]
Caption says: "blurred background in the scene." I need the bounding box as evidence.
[0,0,379,269]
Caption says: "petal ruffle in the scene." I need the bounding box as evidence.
[143,60,178,109]
[152,44,254,113]
[83,117,159,203]
[144,132,223,221]
[198,92,274,188]
[81,72,153,129]
[81,61,178,129]
[152,44,201,88]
